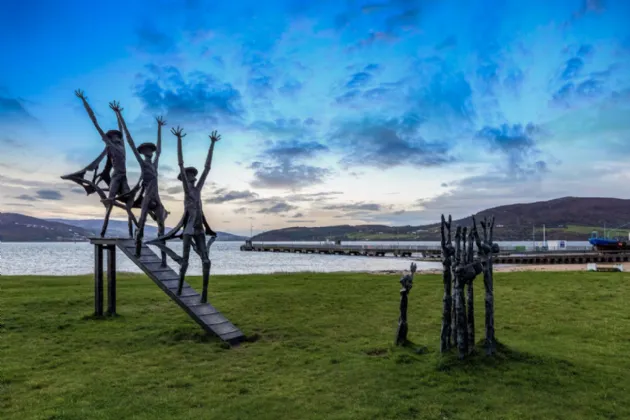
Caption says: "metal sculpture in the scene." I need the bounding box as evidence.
[150,127,219,304]
[61,90,139,237]
[395,262,417,346]
[111,104,169,261]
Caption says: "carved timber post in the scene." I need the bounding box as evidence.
[395,263,417,346]
[440,214,454,352]
[465,226,481,353]
[474,215,499,356]
[452,226,469,358]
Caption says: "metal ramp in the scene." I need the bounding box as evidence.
[90,238,245,345]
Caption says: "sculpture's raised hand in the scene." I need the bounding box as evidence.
[409,262,417,274]
[171,126,186,138]
[109,101,123,113]
[75,89,86,99]
[209,130,221,142]
[156,116,167,126]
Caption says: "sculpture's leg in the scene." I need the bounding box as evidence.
[177,235,192,296]
[125,198,137,239]
[101,204,113,238]
[135,199,150,257]
[157,211,167,267]
[454,281,468,359]
[466,281,474,353]
[451,276,457,347]
[440,265,453,352]
[484,259,496,355]
[395,292,408,346]
[197,234,210,304]
[121,178,137,239]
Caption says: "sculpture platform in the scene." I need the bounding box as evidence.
[89,237,245,346]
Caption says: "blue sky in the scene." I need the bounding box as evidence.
[1,0,629,236]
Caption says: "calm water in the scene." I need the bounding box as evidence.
[0,240,591,276]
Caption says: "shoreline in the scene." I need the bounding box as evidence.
[3,264,623,277]
[371,263,627,275]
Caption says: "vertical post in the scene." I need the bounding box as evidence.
[107,245,117,316]
[94,244,104,316]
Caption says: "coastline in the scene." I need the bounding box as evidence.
[371,263,627,275]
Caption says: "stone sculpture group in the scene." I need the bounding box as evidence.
[61,90,219,304]
[396,214,499,359]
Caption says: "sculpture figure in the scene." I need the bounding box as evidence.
[62,90,138,237]
[111,103,168,260]
[473,215,500,355]
[395,262,417,346]
[167,127,219,304]
[465,224,481,352]
[439,214,455,353]
[452,225,483,359]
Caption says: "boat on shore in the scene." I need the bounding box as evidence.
[589,231,630,251]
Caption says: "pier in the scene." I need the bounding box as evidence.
[239,241,630,265]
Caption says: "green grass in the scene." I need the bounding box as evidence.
[346,232,422,240]
[1,271,630,420]
[563,225,629,236]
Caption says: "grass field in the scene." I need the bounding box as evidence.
[1,270,629,420]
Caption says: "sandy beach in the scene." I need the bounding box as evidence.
[371,263,627,275]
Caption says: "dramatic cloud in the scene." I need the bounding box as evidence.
[262,139,329,160]
[249,161,331,190]
[549,45,613,108]
[284,191,344,202]
[0,94,36,123]
[15,194,37,201]
[13,189,64,201]
[346,72,372,89]
[329,115,454,169]
[133,65,245,125]
[247,119,332,190]
[36,189,64,200]
[166,185,184,195]
[257,202,298,214]
[340,0,423,50]
[206,189,259,204]
[321,202,384,212]
[475,123,548,177]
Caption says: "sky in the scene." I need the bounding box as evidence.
[1,0,629,236]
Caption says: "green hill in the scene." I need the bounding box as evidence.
[253,197,630,241]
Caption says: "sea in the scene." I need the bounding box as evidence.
[0,240,592,276]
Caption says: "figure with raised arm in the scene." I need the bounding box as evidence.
[172,126,220,304]
[111,103,168,260]
[73,90,137,237]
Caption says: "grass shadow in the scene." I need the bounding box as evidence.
[81,313,124,321]
[435,338,576,373]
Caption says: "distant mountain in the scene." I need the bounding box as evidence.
[252,197,630,242]
[47,218,247,241]
[0,213,93,242]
